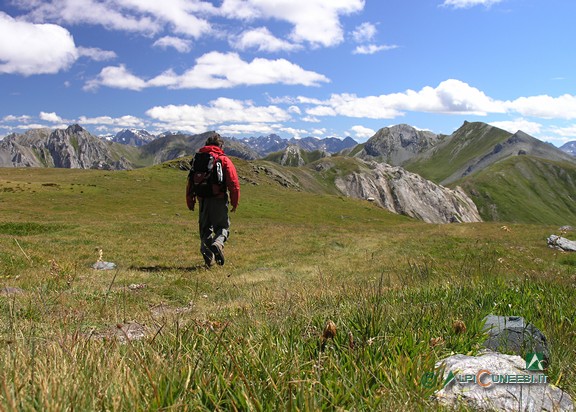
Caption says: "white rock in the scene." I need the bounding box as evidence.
[433,351,574,411]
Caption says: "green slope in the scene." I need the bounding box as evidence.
[458,155,576,224]
[404,121,510,184]
[1,161,575,410]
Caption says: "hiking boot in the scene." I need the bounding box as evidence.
[201,245,215,267]
[210,242,225,266]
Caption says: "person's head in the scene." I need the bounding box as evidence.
[205,133,224,148]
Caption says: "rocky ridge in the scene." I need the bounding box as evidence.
[334,160,482,223]
[357,124,444,165]
[0,125,132,169]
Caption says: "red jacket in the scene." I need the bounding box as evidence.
[186,145,240,210]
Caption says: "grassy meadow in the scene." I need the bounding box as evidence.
[0,159,575,411]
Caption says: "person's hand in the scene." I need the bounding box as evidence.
[231,206,237,213]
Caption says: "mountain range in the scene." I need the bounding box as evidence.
[1,122,575,225]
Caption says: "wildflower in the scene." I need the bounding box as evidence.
[430,337,445,347]
[323,320,337,340]
[452,320,466,334]
[320,320,337,351]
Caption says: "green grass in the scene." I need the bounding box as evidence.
[405,122,510,184]
[459,155,576,224]
[0,162,575,410]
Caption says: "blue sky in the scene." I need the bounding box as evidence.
[1,0,575,145]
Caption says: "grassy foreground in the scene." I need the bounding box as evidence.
[0,162,575,411]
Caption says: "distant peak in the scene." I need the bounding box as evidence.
[66,124,85,133]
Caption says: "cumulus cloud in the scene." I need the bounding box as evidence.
[117,0,212,38]
[303,79,506,120]
[14,0,362,48]
[16,0,160,35]
[84,65,148,91]
[86,52,329,90]
[153,36,192,53]
[550,125,576,139]
[349,125,375,139]
[77,114,146,128]
[231,27,302,52]
[441,0,504,9]
[508,94,576,120]
[288,105,301,114]
[146,97,291,132]
[0,12,77,75]
[40,112,65,123]
[489,118,542,135]
[220,0,365,47]
[218,123,278,136]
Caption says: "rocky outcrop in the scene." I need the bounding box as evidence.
[0,135,43,167]
[0,125,132,169]
[547,235,576,252]
[335,161,482,223]
[357,124,443,165]
[280,145,306,167]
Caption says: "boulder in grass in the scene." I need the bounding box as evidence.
[433,351,574,412]
[547,235,576,252]
[483,315,550,364]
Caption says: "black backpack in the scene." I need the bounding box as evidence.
[187,152,225,197]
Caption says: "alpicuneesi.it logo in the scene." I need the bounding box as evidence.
[421,353,548,389]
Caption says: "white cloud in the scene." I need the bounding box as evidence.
[17,0,159,35]
[288,105,301,114]
[3,115,33,123]
[353,44,398,55]
[146,97,291,132]
[88,52,329,90]
[349,125,375,139]
[116,0,213,38]
[351,22,377,43]
[232,27,302,52]
[220,0,365,47]
[77,114,146,128]
[153,36,192,53]
[508,94,576,120]
[279,126,309,139]
[302,79,506,119]
[40,112,65,123]
[5,123,53,131]
[84,65,148,91]
[77,47,117,61]
[218,123,278,136]
[489,118,542,135]
[441,0,504,9]
[301,116,321,123]
[171,52,329,88]
[549,125,576,138]
[0,12,77,75]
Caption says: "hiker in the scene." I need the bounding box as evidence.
[186,133,240,267]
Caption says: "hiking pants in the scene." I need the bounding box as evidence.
[198,195,230,252]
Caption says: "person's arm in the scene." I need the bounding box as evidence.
[186,178,196,211]
[222,157,240,211]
